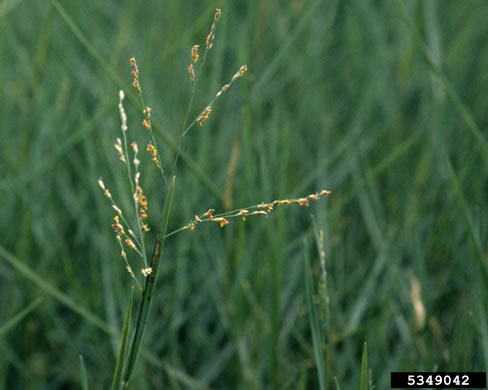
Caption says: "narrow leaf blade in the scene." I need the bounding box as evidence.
[304,239,327,390]
[0,297,43,336]
[112,288,134,390]
[360,342,367,390]
[79,355,88,390]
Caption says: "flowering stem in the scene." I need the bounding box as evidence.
[181,64,247,137]
[122,176,175,386]
[119,95,148,268]
[172,45,210,174]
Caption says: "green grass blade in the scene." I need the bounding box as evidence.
[111,288,134,390]
[0,245,111,334]
[334,377,342,390]
[79,355,88,390]
[250,0,340,100]
[304,239,327,390]
[50,0,124,90]
[311,216,330,339]
[360,342,367,390]
[446,157,487,271]
[396,0,488,166]
[0,297,43,336]
[0,246,210,388]
[123,176,176,386]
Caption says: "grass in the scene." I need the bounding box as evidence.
[1,0,488,388]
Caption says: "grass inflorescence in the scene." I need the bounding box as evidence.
[97,9,331,388]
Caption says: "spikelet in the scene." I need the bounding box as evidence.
[177,189,331,234]
[206,9,221,49]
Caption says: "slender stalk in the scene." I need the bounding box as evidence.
[119,94,148,268]
[181,65,247,137]
[135,90,169,187]
[122,176,176,386]
[172,46,210,174]
[111,288,134,390]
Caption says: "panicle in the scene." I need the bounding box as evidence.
[130,57,141,95]
[112,205,123,215]
[125,238,136,250]
[188,64,195,83]
[97,177,105,190]
[112,215,125,236]
[216,65,248,97]
[231,65,247,82]
[134,185,149,221]
[114,138,126,163]
[146,142,160,168]
[141,267,153,277]
[119,90,128,132]
[141,106,152,131]
[180,190,331,234]
[131,141,140,167]
[197,106,212,126]
[206,8,222,49]
[98,178,112,199]
[191,45,200,63]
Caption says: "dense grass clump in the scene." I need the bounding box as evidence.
[1,0,488,389]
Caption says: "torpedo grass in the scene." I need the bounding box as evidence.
[1,1,488,389]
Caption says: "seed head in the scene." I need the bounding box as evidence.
[203,209,214,220]
[141,267,153,277]
[98,177,105,191]
[146,142,160,168]
[112,216,125,236]
[240,209,249,221]
[206,9,222,49]
[197,106,212,126]
[130,57,141,95]
[114,138,126,163]
[119,91,128,132]
[215,218,229,227]
[112,205,123,215]
[125,238,136,250]
[231,65,248,82]
[191,45,200,63]
[142,118,151,130]
[188,64,195,83]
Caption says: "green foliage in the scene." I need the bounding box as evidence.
[111,287,133,390]
[1,0,488,388]
[79,355,88,390]
[304,238,327,390]
[360,343,367,390]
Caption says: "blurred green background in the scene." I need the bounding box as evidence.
[1,0,488,388]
